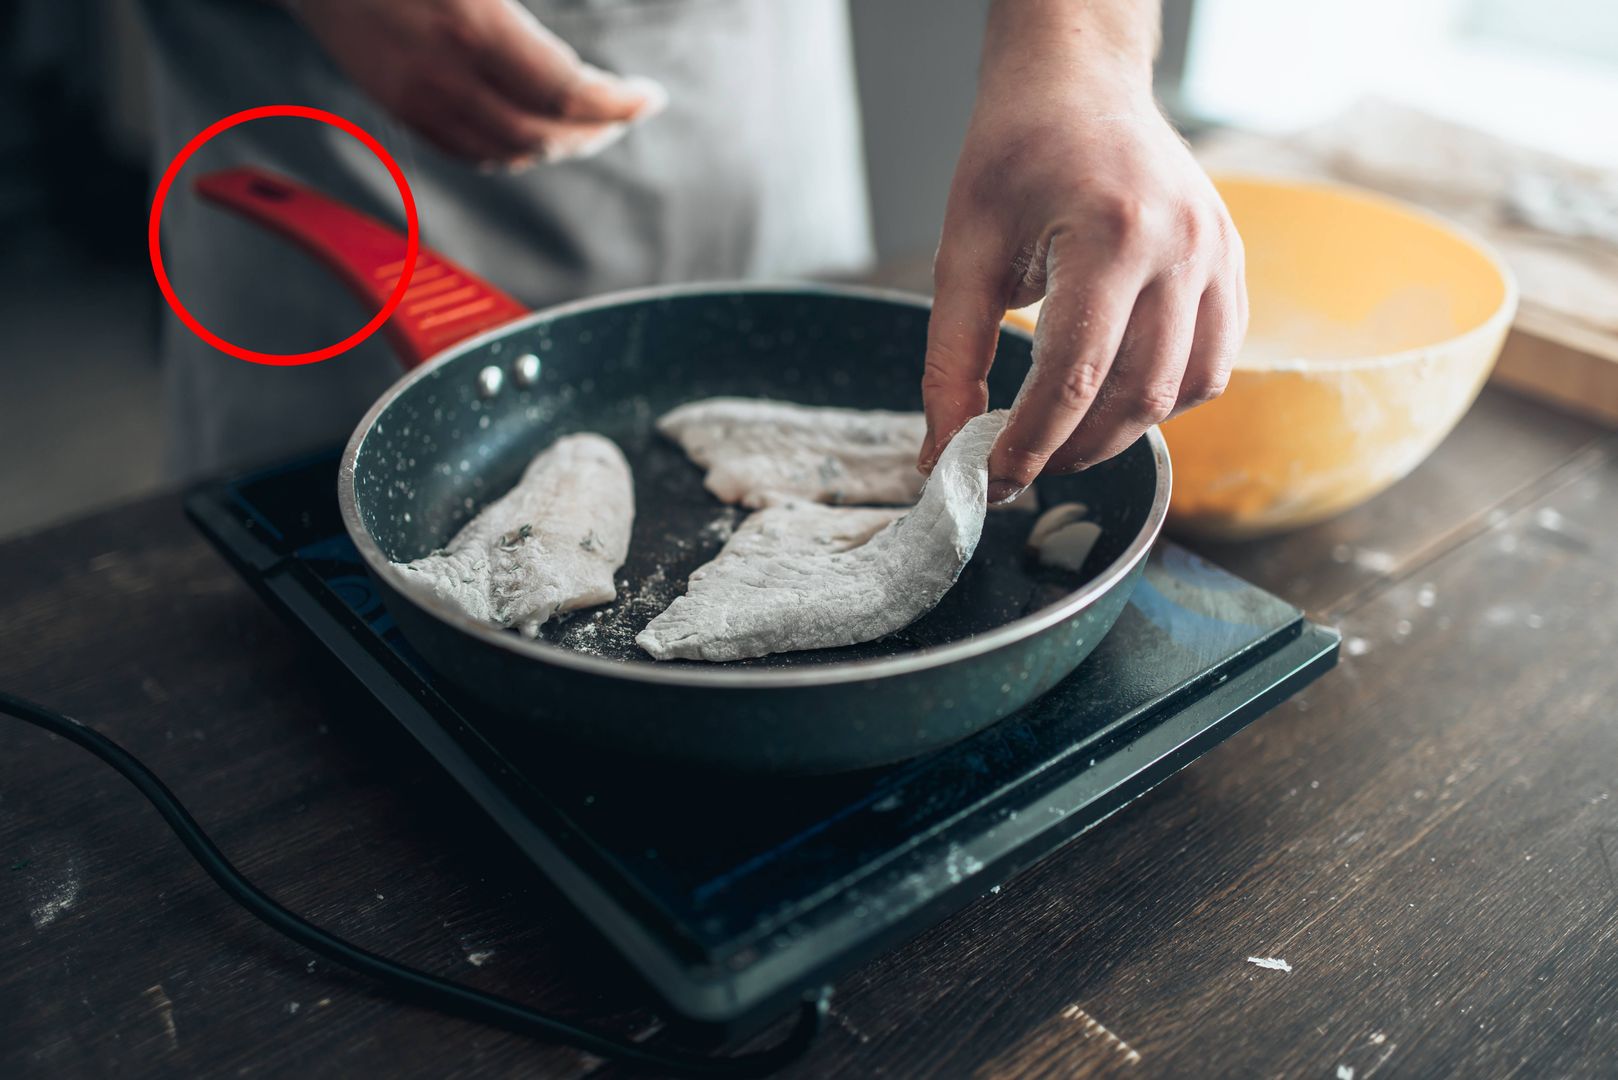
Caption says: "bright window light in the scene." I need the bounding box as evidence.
[1180,0,1618,168]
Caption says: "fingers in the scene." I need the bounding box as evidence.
[918,256,1008,475]
[449,75,637,164]
[406,91,520,163]
[480,0,657,123]
[1046,278,1197,472]
[1231,231,1250,340]
[1170,277,1240,420]
[985,249,1141,502]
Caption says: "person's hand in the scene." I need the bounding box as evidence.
[918,4,1246,504]
[293,0,664,167]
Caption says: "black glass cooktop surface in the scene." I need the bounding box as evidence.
[186,450,1337,1033]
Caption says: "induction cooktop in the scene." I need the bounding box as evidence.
[186,449,1337,1036]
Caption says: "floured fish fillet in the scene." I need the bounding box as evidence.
[657,397,928,507]
[691,502,904,570]
[391,433,633,638]
[637,412,1007,662]
[658,397,1036,511]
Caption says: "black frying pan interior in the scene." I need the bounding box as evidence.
[349,290,1156,669]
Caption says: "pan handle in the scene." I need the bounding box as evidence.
[192,166,530,369]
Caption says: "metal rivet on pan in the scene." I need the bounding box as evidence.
[476,365,504,399]
[512,353,541,387]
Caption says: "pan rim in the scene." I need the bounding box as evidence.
[339,281,1171,689]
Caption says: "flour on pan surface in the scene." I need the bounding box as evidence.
[391,433,634,637]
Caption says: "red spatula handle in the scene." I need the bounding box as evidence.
[193,166,530,369]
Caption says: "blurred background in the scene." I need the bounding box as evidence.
[3,0,1616,540]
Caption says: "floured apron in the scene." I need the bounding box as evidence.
[140,0,873,477]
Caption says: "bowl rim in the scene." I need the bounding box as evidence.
[1204,171,1518,374]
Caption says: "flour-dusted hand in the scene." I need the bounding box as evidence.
[292,0,665,167]
[918,0,1247,504]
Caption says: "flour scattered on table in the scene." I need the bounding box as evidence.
[1354,548,1397,574]
[466,950,496,967]
[144,984,179,1049]
[1246,956,1292,972]
[391,434,633,637]
[29,862,79,929]
[1337,1066,1355,1080]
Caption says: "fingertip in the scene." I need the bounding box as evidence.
[1045,454,1091,476]
[986,429,1044,497]
[916,426,937,475]
[572,65,663,122]
[536,121,631,164]
[623,75,669,121]
[986,479,1027,506]
[919,413,971,475]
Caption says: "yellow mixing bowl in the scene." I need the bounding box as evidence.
[1008,175,1518,540]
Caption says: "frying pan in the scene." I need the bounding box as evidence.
[194,167,1170,773]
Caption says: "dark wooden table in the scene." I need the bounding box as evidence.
[3,385,1615,1078]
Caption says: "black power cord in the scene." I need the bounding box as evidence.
[0,690,827,1077]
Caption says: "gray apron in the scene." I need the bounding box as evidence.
[140,0,873,478]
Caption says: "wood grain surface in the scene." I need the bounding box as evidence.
[3,386,1615,1078]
